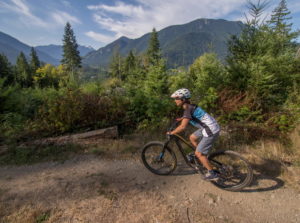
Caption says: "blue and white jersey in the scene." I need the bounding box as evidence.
[182,104,220,137]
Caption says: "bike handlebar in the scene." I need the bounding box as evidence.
[168,120,180,132]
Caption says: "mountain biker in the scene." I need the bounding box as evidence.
[167,88,220,180]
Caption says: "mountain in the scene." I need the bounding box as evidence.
[83,18,243,68]
[36,45,95,62]
[0,31,59,65]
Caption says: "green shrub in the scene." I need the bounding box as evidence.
[267,113,296,132]
[31,87,128,135]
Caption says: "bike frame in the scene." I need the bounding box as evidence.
[163,134,196,165]
[163,133,223,169]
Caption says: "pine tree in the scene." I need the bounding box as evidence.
[267,0,299,55]
[225,1,299,112]
[268,0,292,34]
[0,54,15,86]
[61,22,81,82]
[124,50,136,74]
[146,28,161,66]
[16,52,32,87]
[30,47,40,72]
[142,59,170,123]
[109,48,125,80]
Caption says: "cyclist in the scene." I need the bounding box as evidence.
[167,88,220,180]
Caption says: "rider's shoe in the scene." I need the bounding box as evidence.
[203,170,219,181]
[186,153,195,163]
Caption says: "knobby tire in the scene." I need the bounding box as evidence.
[141,141,177,175]
[204,150,253,191]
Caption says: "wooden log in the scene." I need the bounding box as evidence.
[30,126,118,145]
[70,126,118,139]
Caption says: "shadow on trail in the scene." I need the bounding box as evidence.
[166,159,286,193]
[171,162,197,176]
[239,159,285,193]
[241,174,284,192]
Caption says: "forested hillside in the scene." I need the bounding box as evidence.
[0,1,299,167]
[82,19,243,68]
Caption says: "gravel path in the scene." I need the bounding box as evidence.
[0,155,300,223]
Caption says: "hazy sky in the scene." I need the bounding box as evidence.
[0,0,299,49]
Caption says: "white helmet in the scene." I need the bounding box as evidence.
[170,88,191,99]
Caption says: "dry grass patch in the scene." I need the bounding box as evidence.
[241,126,300,189]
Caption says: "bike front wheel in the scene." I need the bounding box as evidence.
[141,141,177,175]
[207,150,253,191]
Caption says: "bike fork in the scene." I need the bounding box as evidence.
[159,140,170,159]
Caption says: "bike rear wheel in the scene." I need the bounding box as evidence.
[141,142,177,175]
[197,150,253,191]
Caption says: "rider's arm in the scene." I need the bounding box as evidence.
[170,118,189,135]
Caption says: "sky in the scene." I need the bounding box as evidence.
[0,0,299,50]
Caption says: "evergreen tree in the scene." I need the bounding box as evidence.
[0,54,15,86]
[267,0,299,55]
[61,22,81,81]
[146,28,161,66]
[16,52,32,87]
[109,48,125,80]
[225,0,299,112]
[30,47,40,72]
[124,50,137,74]
[268,0,292,34]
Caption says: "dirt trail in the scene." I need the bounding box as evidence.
[0,154,300,223]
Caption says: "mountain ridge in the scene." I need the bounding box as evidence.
[0,31,59,65]
[83,18,243,68]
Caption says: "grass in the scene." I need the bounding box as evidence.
[0,143,83,165]
[90,147,107,156]
[100,190,118,201]
[100,180,109,187]
[120,145,140,154]
[87,137,143,157]
[97,183,118,201]
[234,126,300,189]
[35,211,50,223]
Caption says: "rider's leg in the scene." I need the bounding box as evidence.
[189,134,198,148]
[194,132,219,170]
[195,151,213,170]
[190,130,214,170]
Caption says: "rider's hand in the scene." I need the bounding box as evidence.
[176,117,183,122]
[166,131,172,135]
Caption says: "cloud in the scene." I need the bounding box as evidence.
[0,0,81,29]
[62,0,72,8]
[0,0,48,27]
[51,10,81,25]
[85,31,117,43]
[87,0,246,44]
[88,1,145,18]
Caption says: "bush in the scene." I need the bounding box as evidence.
[30,87,128,135]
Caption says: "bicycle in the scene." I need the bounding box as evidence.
[141,121,253,191]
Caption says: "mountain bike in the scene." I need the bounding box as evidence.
[141,121,253,191]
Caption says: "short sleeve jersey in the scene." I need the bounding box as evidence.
[182,104,220,137]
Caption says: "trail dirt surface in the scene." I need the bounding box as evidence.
[0,155,299,223]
